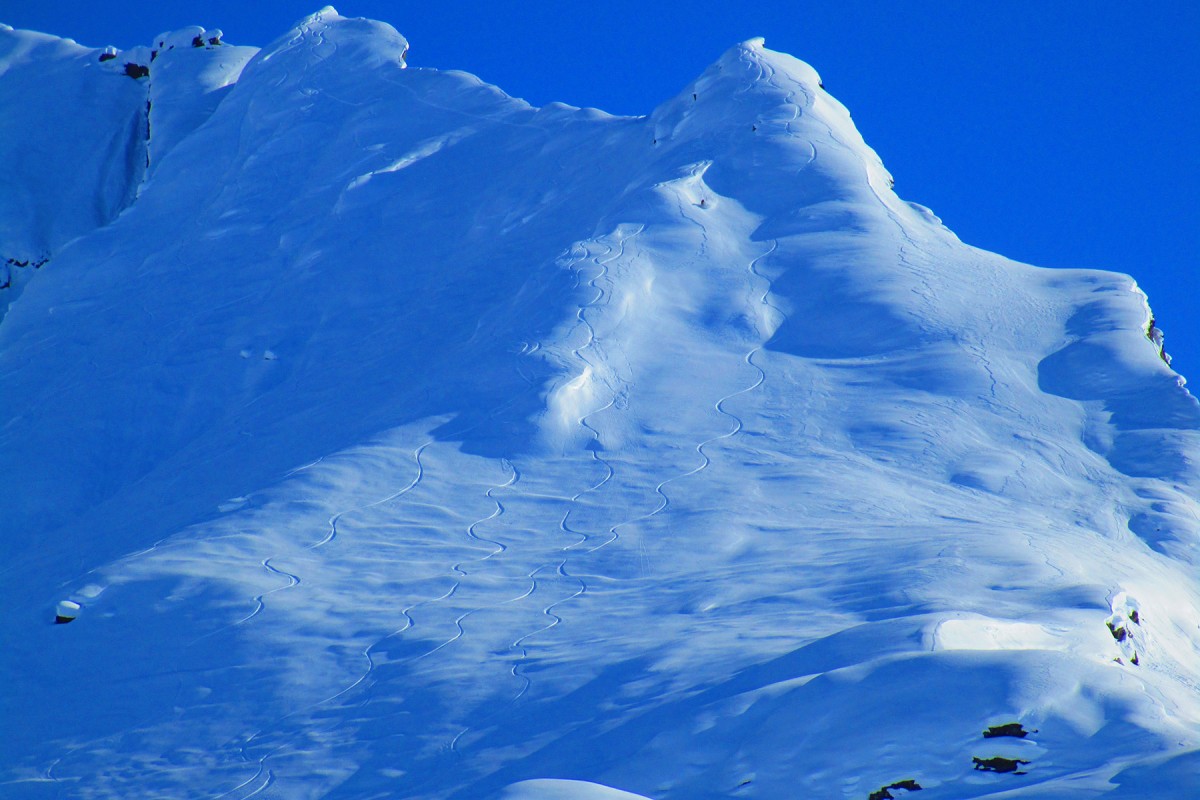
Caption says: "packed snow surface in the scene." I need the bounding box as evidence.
[2,8,1199,799]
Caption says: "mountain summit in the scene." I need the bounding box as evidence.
[1,9,1198,799]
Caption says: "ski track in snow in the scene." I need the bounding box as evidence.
[228,258,581,779]
[591,180,721,577]
[310,442,431,551]
[443,230,646,752]
[504,86,803,681]
[539,55,798,577]
[580,138,795,578]
[10,23,1200,797]
[218,439,434,797]
[283,454,326,478]
[496,168,796,717]
[756,49,1095,650]
[515,231,640,624]
[268,458,526,771]
[757,53,1078,592]
[234,558,301,627]
[327,228,639,757]
[464,458,519,561]
[561,234,634,548]
[443,65,807,721]
[228,355,556,782]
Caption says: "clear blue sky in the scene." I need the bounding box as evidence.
[4,1,1197,375]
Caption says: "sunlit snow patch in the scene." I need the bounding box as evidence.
[932,614,1073,652]
[499,779,654,800]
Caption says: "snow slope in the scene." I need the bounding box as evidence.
[2,8,1198,799]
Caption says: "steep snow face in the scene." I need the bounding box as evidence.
[0,26,144,308]
[143,27,257,177]
[0,23,257,315]
[1,9,1199,800]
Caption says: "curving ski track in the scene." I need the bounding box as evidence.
[219,438,433,797]
[310,441,431,551]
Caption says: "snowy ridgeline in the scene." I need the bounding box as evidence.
[1,7,1199,799]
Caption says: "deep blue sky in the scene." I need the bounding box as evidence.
[4,1,1197,375]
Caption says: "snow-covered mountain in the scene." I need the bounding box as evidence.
[2,8,1198,799]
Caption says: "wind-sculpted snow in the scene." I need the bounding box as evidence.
[2,9,1199,800]
[0,26,143,314]
[143,28,257,178]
